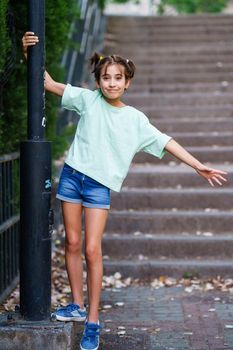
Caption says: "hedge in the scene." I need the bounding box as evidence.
[159,0,229,14]
[0,0,77,158]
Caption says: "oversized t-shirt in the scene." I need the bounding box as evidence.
[61,84,172,192]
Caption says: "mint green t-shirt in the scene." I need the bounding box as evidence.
[61,84,172,192]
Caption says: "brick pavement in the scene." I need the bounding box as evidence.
[81,285,233,350]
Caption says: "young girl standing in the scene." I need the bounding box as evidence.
[22,32,227,350]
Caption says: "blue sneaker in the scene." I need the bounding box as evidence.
[80,320,101,350]
[53,303,87,321]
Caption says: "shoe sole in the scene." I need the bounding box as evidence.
[80,341,99,350]
[55,315,86,322]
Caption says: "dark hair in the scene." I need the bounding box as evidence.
[90,52,136,83]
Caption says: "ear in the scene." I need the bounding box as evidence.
[125,79,131,90]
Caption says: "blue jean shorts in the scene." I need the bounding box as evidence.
[56,164,110,209]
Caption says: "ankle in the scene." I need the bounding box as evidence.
[73,300,85,309]
[87,316,99,324]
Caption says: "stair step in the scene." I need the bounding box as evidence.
[131,73,233,84]
[166,132,233,146]
[134,146,233,164]
[129,82,233,93]
[107,210,233,233]
[143,108,233,119]
[103,234,233,258]
[103,258,233,278]
[149,118,233,132]
[107,45,233,56]
[135,64,233,74]
[124,164,232,188]
[125,92,233,107]
[111,188,233,210]
[133,56,233,65]
[107,14,233,26]
[110,35,233,45]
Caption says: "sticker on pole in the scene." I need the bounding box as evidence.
[45,179,51,189]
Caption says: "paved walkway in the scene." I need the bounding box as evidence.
[85,285,233,349]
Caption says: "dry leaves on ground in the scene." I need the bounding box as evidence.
[2,247,233,313]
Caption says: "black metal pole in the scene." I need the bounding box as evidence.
[20,0,52,320]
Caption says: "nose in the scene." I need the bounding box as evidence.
[109,79,116,87]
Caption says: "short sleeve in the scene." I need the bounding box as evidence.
[61,84,87,113]
[138,116,172,159]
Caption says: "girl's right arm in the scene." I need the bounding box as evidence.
[22,32,66,96]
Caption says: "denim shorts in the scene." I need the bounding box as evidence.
[56,164,110,209]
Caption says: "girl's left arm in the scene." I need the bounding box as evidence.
[165,139,228,187]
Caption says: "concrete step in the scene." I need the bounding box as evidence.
[135,63,233,74]
[107,14,233,26]
[132,56,233,65]
[129,82,233,94]
[103,258,233,278]
[143,107,233,119]
[103,233,233,259]
[163,132,233,146]
[147,118,233,132]
[107,26,233,35]
[106,43,233,54]
[123,164,233,188]
[111,188,233,210]
[125,92,233,107]
[131,73,233,84]
[106,210,233,234]
[110,35,233,45]
[133,146,233,164]
[107,20,233,29]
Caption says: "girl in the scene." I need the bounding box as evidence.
[22,32,227,350]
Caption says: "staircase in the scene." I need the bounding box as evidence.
[103,14,233,279]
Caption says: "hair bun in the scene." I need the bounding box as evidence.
[90,52,103,69]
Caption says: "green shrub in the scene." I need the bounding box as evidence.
[0,0,10,74]
[0,0,78,159]
[159,0,229,14]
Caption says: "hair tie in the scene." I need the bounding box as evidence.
[126,59,129,64]
[99,56,104,61]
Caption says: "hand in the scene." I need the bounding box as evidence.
[195,164,228,187]
[22,32,39,55]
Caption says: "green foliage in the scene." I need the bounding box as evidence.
[0,0,78,159]
[0,0,10,73]
[159,0,229,14]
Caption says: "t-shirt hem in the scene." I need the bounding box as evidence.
[64,160,121,192]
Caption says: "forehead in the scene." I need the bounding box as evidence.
[101,63,125,76]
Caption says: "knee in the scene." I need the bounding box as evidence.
[85,244,102,264]
[65,234,82,254]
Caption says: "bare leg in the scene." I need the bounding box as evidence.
[62,201,84,308]
[84,208,109,323]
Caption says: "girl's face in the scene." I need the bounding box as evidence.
[97,63,130,107]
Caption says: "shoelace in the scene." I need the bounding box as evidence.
[57,303,79,311]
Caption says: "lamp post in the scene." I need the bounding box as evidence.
[20,0,52,321]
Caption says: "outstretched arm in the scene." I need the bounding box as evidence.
[165,139,228,187]
[22,32,66,96]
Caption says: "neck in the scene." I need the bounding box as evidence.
[104,96,126,108]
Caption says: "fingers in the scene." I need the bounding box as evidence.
[208,168,228,175]
[215,174,227,182]
[208,178,214,187]
[22,32,39,49]
[212,176,223,186]
[208,173,228,186]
